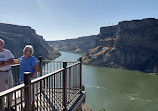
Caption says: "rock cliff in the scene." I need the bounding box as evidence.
[83,18,158,72]
[47,35,97,54]
[0,23,60,59]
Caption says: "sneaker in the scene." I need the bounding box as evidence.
[4,108,8,111]
[4,108,15,111]
[11,108,15,111]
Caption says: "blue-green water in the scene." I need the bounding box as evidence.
[55,51,158,111]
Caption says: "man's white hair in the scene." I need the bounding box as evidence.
[0,39,5,45]
[23,45,34,55]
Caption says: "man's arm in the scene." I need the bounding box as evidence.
[0,58,14,67]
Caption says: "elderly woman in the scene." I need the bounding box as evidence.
[14,45,39,110]
[15,45,39,81]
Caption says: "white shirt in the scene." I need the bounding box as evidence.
[0,49,14,70]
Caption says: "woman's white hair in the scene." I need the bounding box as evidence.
[23,45,34,55]
[0,39,5,45]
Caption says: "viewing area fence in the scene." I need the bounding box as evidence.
[0,57,84,111]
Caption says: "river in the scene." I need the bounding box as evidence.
[55,51,158,111]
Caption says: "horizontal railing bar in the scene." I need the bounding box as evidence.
[0,84,24,97]
[43,60,77,63]
[66,62,80,69]
[31,68,64,84]
[11,61,77,67]
[11,60,77,65]
[55,61,77,63]
[11,64,20,67]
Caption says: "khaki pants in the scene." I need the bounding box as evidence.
[0,71,13,110]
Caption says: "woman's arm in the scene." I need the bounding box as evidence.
[14,59,20,64]
[32,65,39,78]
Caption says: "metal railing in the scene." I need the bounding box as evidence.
[11,64,20,86]
[0,57,82,111]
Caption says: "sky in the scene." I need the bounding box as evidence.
[0,0,157,41]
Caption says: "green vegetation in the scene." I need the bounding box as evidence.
[98,108,106,111]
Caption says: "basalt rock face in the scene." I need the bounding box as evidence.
[0,23,60,59]
[83,18,158,72]
[47,35,97,54]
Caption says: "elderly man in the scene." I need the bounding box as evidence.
[0,39,14,111]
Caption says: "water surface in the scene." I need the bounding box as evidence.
[56,51,158,111]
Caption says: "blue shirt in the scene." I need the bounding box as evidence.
[19,56,38,81]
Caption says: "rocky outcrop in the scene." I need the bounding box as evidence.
[47,35,97,54]
[83,18,158,72]
[0,23,60,59]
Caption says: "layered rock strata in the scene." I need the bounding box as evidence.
[0,23,60,59]
[83,18,158,72]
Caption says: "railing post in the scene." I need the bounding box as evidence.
[79,57,82,90]
[63,62,67,111]
[39,56,43,109]
[39,56,43,93]
[39,56,42,77]
[24,72,31,111]
[0,98,3,111]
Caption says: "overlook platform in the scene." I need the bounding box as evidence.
[0,57,86,111]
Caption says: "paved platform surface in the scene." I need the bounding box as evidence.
[12,88,81,111]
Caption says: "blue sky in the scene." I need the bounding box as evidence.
[0,0,157,41]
